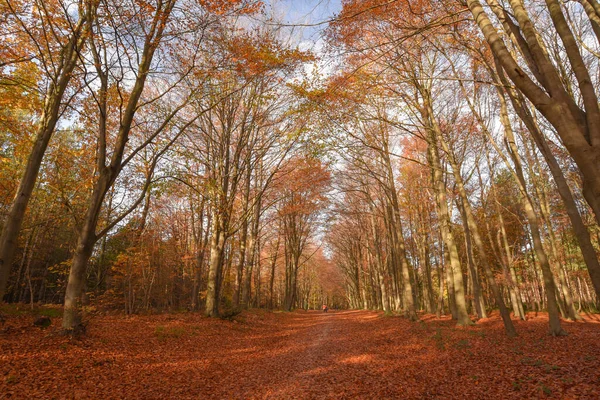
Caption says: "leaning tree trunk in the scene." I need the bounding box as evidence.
[0,11,93,299]
[61,0,176,331]
[467,0,600,228]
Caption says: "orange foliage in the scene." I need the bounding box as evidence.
[198,0,263,15]
[274,156,331,216]
[227,32,313,79]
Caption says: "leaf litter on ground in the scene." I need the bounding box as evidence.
[1,308,599,399]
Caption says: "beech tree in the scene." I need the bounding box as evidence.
[0,0,98,300]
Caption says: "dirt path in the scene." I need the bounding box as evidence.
[256,310,417,399]
[2,309,600,399]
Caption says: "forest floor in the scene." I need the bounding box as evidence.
[1,306,600,399]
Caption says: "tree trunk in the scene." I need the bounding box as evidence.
[0,12,93,299]
[233,167,251,307]
[205,213,224,317]
[268,234,280,309]
[467,0,600,227]
[496,69,600,301]
[63,214,98,330]
[423,103,472,326]
[458,200,487,320]
[387,178,417,319]
[499,114,566,334]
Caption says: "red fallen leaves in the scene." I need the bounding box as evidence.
[1,309,599,399]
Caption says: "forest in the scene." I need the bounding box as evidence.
[1,0,600,398]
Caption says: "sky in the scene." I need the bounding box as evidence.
[265,0,342,47]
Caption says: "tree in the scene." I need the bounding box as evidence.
[276,156,330,311]
[465,0,600,228]
[0,0,98,300]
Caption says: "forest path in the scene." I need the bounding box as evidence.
[2,309,600,399]
[258,310,382,399]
